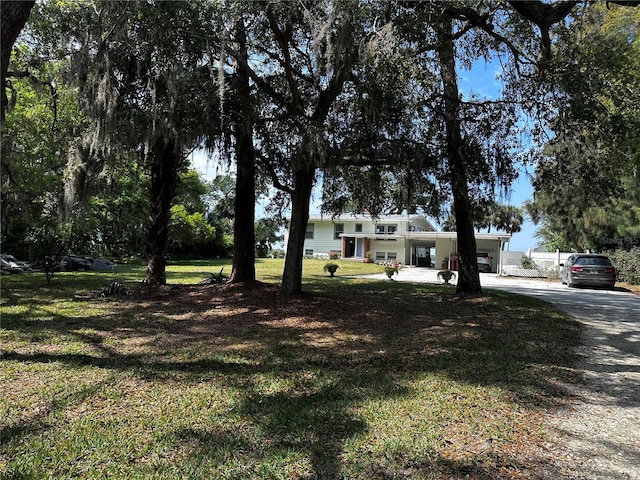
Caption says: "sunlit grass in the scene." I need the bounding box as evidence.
[0,259,580,479]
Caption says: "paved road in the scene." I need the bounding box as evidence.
[388,268,640,479]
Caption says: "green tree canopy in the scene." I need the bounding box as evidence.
[528,3,640,251]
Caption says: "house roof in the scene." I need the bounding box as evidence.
[307,213,436,230]
[303,214,511,242]
[340,231,511,241]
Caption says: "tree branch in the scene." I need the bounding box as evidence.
[606,1,640,8]
[256,150,294,195]
[6,70,58,130]
[266,6,301,115]
[225,44,289,110]
[507,1,580,70]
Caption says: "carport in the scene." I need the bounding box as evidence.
[399,232,511,273]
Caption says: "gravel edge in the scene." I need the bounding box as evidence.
[547,314,640,480]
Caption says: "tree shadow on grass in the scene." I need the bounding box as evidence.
[1,376,114,446]
[170,379,373,479]
[1,280,582,478]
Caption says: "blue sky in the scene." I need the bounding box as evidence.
[491,171,537,252]
[458,57,540,252]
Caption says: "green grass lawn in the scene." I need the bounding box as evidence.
[0,259,580,479]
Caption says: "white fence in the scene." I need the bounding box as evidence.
[501,250,572,278]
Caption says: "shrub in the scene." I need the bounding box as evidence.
[328,250,340,260]
[323,262,339,277]
[604,247,640,285]
[437,269,456,285]
[384,265,398,279]
[520,255,538,269]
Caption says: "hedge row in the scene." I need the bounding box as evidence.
[604,247,640,285]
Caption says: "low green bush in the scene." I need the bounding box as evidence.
[604,247,640,285]
[520,255,538,269]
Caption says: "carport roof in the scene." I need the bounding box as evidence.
[400,232,512,242]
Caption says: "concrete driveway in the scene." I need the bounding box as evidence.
[388,267,640,479]
[389,268,640,329]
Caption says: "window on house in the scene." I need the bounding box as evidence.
[355,223,363,233]
[305,249,314,256]
[305,223,314,239]
[375,251,385,261]
[387,252,397,260]
[376,224,398,240]
[334,223,344,240]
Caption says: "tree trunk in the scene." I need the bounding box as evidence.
[144,136,180,286]
[229,21,256,284]
[437,16,481,294]
[229,127,256,283]
[281,166,314,295]
[1,0,35,125]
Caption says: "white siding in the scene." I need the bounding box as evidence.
[434,238,456,269]
[303,221,341,255]
[369,238,402,262]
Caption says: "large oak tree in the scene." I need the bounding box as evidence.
[1,0,35,125]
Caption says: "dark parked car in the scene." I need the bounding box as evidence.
[477,252,492,273]
[59,255,117,271]
[59,255,94,271]
[561,254,616,289]
[0,254,36,274]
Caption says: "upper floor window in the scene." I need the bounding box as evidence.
[305,223,314,239]
[355,223,363,233]
[334,223,344,240]
[376,224,397,235]
[376,224,397,241]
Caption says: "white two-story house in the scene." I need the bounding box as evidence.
[284,213,511,273]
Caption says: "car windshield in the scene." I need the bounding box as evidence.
[575,257,612,266]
